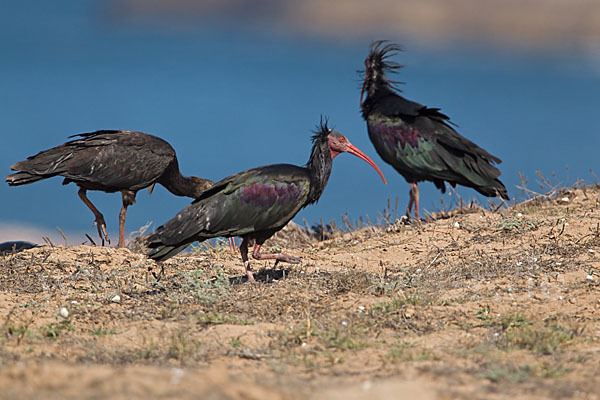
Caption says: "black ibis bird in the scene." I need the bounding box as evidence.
[360,41,508,220]
[146,119,387,282]
[6,130,214,247]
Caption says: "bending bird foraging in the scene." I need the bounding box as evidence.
[6,130,213,247]
[146,119,387,282]
[360,41,508,220]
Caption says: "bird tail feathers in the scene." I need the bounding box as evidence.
[5,172,48,186]
[146,243,190,262]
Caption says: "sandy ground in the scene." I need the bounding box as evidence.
[0,186,599,399]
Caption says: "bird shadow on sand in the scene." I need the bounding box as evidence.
[226,267,291,285]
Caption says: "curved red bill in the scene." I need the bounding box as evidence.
[346,143,387,185]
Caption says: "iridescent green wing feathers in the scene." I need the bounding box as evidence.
[147,164,311,247]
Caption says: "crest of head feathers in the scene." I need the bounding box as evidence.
[361,40,404,94]
[311,116,332,143]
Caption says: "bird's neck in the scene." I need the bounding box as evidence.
[361,81,393,117]
[159,160,212,198]
[305,140,333,205]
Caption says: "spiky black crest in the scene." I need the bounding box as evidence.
[311,116,333,143]
[361,40,405,92]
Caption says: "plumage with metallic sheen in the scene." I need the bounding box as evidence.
[360,41,508,219]
[6,130,213,247]
[146,119,386,282]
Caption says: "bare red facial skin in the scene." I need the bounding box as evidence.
[329,137,387,185]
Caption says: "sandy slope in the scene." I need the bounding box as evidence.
[0,186,598,399]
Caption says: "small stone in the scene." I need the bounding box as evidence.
[111,295,121,303]
[453,222,460,228]
[341,320,348,326]
[71,300,78,305]
[586,275,594,281]
[558,296,564,300]
[59,307,69,318]
[358,306,365,312]
[516,213,523,218]
[416,268,422,273]
[301,342,307,347]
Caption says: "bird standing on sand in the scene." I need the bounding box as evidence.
[146,119,387,282]
[6,130,213,247]
[360,41,508,220]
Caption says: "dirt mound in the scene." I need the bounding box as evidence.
[0,186,599,399]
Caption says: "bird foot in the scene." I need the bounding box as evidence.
[93,218,110,246]
[245,272,259,283]
[281,255,301,264]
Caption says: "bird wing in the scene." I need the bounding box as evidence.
[9,130,175,191]
[148,164,311,247]
[367,95,506,196]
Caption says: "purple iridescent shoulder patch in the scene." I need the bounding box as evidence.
[239,182,303,207]
[372,122,421,150]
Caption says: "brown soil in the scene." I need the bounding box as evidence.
[1,186,599,399]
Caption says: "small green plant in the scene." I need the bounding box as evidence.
[319,325,366,351]
[506,325,573,354]
[387,341,432,362]
[168,330,202,364]
[478,363,533,383]
[91,328,118,337]
[196,312,250,326]
[40,320,72,341]
[495,217,537,232]
[229,337,243,348]
[137,337,158,360]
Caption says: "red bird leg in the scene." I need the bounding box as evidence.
[406,182,420,220]
[78,187,110,246]
[239,237,255,282]
[228,237,237,253]
[412,182,420,220]
[118,190,136,248]
[252,243,301,265]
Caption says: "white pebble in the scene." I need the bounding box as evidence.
[516,213,523,217]
[71,300,78,305]
[453,222,460,228]
[301,342,307,347]
[586,275,594,281]
[111,295,121,303]
[59,307,69,318]
[555,262,562,266]
[494,332,500,337]
[341,320,348,327]
[589,249,595,254]
[358,306,365,312]
[558,296,564,300]
[416,268,422,273]
[560,197,569,202]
